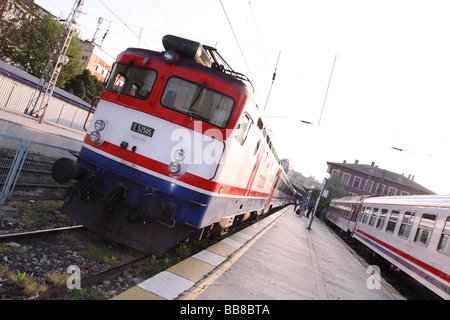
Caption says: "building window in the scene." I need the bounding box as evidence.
[331,169,340,178]
[387,187,397,196]
[342,173,351,186]
[363,180,373,193]
[352,177,362,189]
[376,183,385,195]
[400,191,410,196]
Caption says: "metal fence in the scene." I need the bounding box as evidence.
[0,134,77,205]
[0,61,94,132]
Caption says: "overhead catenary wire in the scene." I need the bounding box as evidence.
[97,0,151,49]
[248,1,267,66]
[151,0,182,36]
[318,54,337,126]
[219,0,262,102]
[264,50,281,111]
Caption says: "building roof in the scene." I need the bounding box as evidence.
[0,59,91,110]
[327,161,435,195]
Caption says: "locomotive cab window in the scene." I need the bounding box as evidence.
[106,62,157,100]
[414,213,436,247]
[161,77,235,128]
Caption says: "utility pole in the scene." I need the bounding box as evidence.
[307,173,330,230]
[92,16,104,43]
[26,0,85,123]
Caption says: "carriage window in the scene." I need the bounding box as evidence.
[362,207,371,224]
[376,209,388,230]
[437,217,450,256]
[386,210,400,234]
[358,207,366,222]
[369,208,378,226]
[106,62,157,100]
[398,211,415,239]
[414,214,436,246]
[161,77,235,128]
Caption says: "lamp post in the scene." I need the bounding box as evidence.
[307,172,330,230]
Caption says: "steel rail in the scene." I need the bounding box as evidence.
[35,254,152,300]
[0,225,85,243]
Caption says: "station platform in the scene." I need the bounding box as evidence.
[113,205,404,301]
[0,109,84,150]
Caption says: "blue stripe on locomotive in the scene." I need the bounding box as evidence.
[77,147,266,229]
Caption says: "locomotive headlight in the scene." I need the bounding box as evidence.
[163,50,178,64]
[173,149,185,162]
[89,131,102,144]
[94,120,106,131]
[169,162,182,175]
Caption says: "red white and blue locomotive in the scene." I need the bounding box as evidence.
[52,35,296,256]
[326,195,450,299]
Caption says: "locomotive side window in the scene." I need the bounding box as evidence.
[437,216,450,256]
[161,77,235,128]
[235,113,253,146]
[376,209,388,230]
[386,210,400,234]
[414,213,437,246]
[398,211,415,239]
[106,62,157,100]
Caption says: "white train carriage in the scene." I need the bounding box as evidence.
[325,195,372,233]
[352,195,450,299]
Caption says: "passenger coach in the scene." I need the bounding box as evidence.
[326,195,450,299]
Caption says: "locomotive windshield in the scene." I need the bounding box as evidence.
[161,77,235,128]
[106,62,157,100]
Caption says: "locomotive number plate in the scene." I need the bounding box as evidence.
[131,122,155,137]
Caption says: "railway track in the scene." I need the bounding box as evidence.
[35,254,152,300]
[0,206,284,299]
[0,224,149,299]
[0,225,85,243]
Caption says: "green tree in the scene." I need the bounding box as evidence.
[64,69,105,103]
[317,175,349,210]
[0,14,83,88]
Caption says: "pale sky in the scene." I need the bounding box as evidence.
[35,0,450,194]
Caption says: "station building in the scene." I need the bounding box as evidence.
[327,160,435,197]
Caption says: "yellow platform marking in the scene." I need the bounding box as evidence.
[167,257,216,283]
[183,210,286,300]
[206,241,238,257]
[111,287,165,300]
[240,226,259,236]
[111,208,289,301]
[229,234,249,244]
